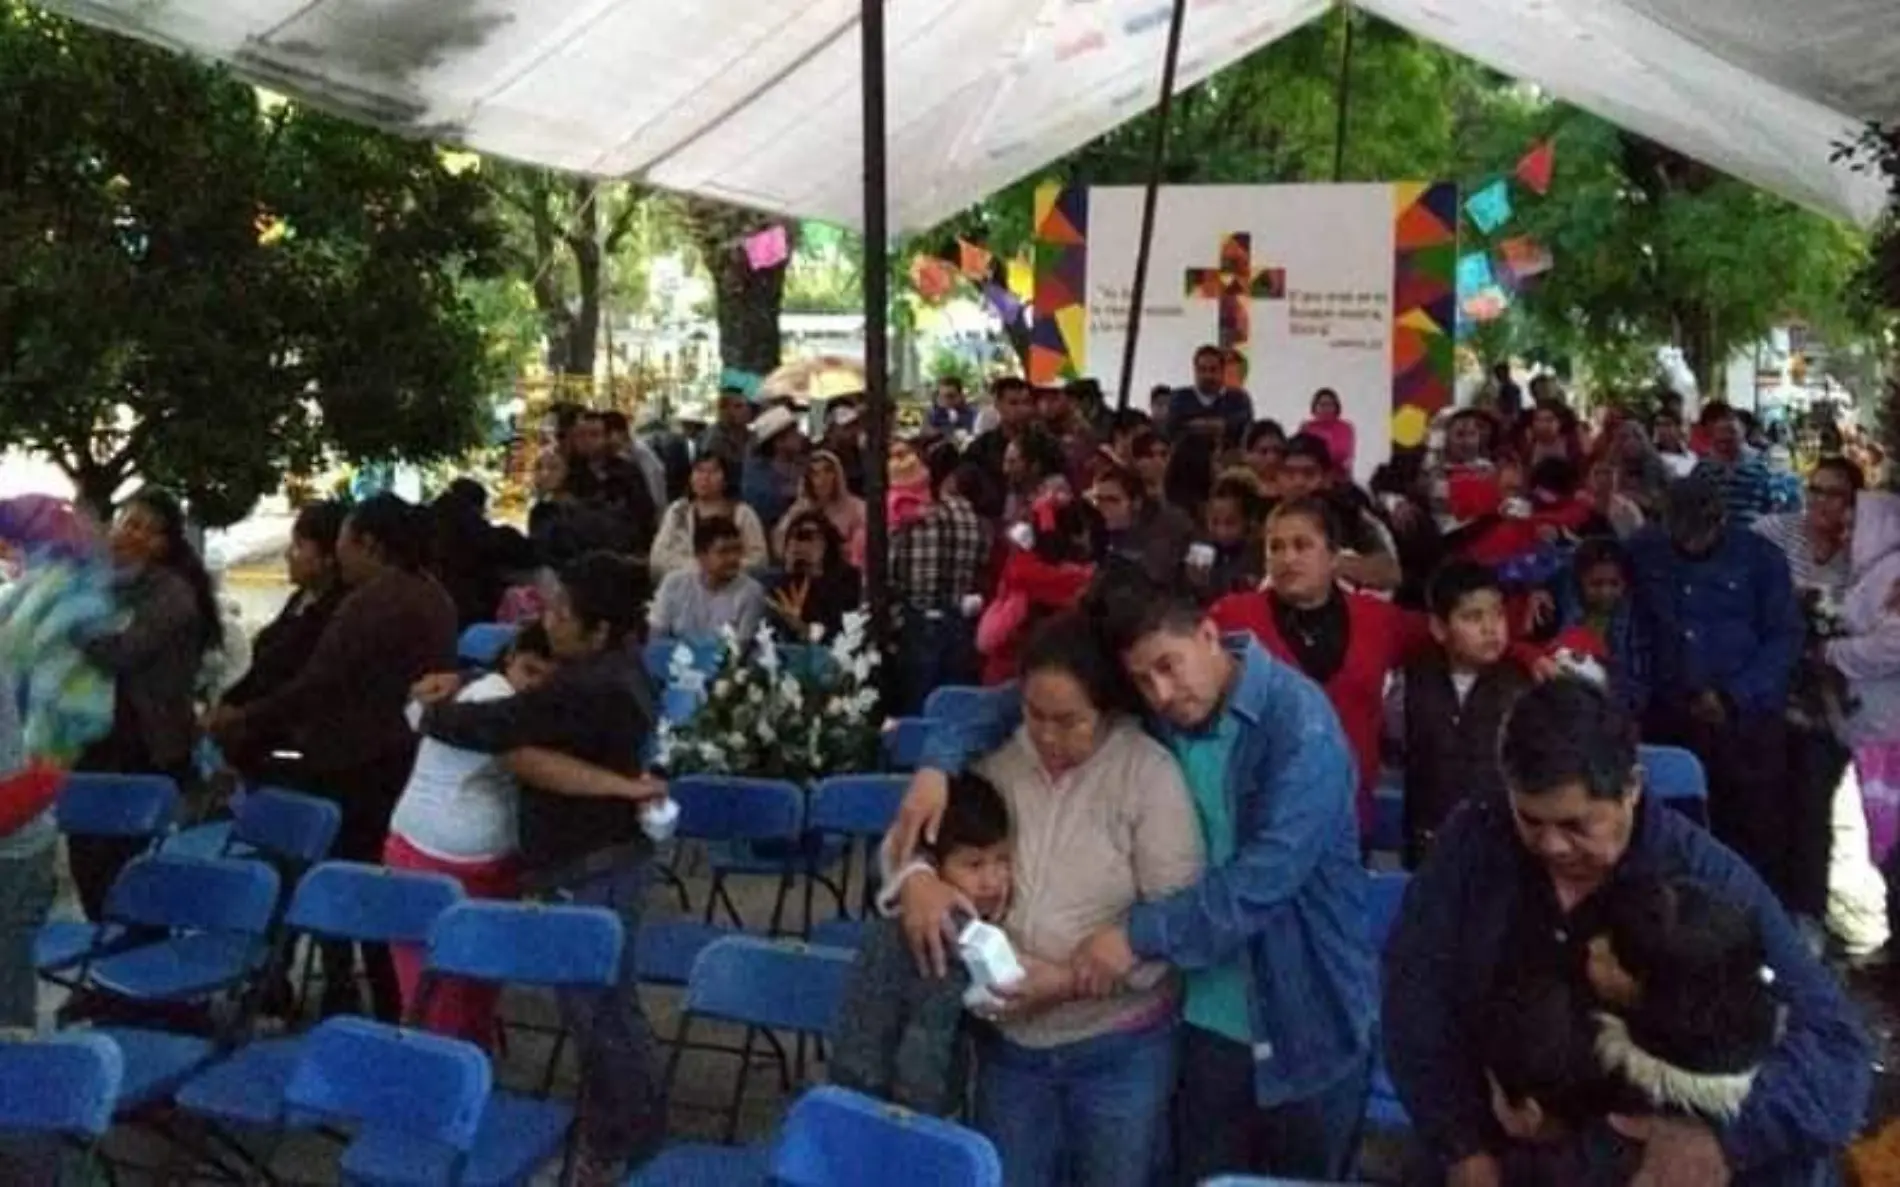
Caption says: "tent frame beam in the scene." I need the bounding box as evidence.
[1114,0,1192,413]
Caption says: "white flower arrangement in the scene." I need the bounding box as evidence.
[654,611,883,782]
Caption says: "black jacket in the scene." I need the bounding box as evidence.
[1401,649,1529,864]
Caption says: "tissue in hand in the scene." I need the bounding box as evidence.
[639,797,681,843]
[957,918,1024,1011]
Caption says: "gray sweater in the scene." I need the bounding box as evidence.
[829,915,971,1116]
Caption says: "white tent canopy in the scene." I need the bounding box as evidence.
[42,0,1895,229]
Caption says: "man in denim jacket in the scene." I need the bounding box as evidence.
[889,578,1375,1182]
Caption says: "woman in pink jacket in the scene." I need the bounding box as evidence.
[1298,387,1355,479]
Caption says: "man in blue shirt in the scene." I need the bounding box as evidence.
[1627,475,1802,910]
[1165,344,1254,448]
[1385,679,1868,1187]
[924,374,977,436]
[888,577,1375,1182]
[1692,406,1776,525]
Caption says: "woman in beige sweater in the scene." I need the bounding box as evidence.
[648,454,768,579]
[889,612,1204,1187]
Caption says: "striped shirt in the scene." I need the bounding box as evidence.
[1753,512,1849,599]
[1692,457,1775,525]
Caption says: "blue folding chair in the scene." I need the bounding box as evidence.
[164,785,342,869]
[67,855,281,1115]
[283,1017,492,1187]
[805,775,908,952]
[644,637,724,689]
[37,774,180,980]
[458,623,520,669]
[1366,771,1405,855]
[409,901,624,1186]
[173,863,465,1141]
[1364,870,1412,1132]
[1640,743,1708,822]
[664,937,855,1143]
[770,1086,1002,1187]
[636,777,807,992]
[0,1032,123,1183]
[881,718,935,772]
[921,684,986,723]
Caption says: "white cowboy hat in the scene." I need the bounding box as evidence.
[751,404,803,449]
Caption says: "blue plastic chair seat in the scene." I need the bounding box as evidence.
[34,921,120,972]
[808,919,865,951]
[339,1127,465,1186]
[99,1027,217,1110]
[174,1037,303,1127]
[625,1143,768,1185]
[461,1093,573,1187]
[88,932,263,1001]
[707,835,845,877]
[635,922,732,986]
[162,820,235,859]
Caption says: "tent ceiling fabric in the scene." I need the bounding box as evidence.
[41,0,1894,230]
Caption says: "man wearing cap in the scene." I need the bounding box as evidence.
[743,403,809,532]
[697,386,753,471]
[1626,473,1802,907]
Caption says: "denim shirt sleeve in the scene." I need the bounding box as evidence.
[1719,537,1800,716]
[1677,825,1874,1169]
[1123,666,1355,969]
[1379,808,1500,1165]
[915,684,1023,775]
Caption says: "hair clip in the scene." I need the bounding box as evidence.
[1758,965,1776,986]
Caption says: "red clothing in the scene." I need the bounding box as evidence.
[1212,591,1431,826]
[976,550,1094,685]
[384,833,520,1047]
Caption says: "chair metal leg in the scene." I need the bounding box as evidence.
[766,872,794,937]
[721,1026,756,1145]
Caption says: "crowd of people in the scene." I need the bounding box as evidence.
[0,341,1894,1185]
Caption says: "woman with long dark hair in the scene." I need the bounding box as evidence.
[72,489,219,919]
[765,509,863,642]
[210,493,457,1019]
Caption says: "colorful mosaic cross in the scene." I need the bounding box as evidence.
[1184,232,1286,388]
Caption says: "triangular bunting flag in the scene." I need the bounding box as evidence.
[909,255,955,301]
[957,239,993,281]
[982,282,1024,324]
[744,225,788,270]
[1456,251,1495,296]
[1497,236,1554,283]
[1397,308,1445,335]
[1516,140,1555,195]
[1464,180,1513,235]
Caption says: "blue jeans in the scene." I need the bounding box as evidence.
[0,842,54,1028]
[553,856,664,1165]
[975,1018,1177,1187]
[1173,1025,1369,1185]
[896,613,976,716]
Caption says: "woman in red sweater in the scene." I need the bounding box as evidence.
[1211,496,1429,827]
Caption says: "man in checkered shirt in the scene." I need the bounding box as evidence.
[890,460,993,714]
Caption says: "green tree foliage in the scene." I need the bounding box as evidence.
[1455,110,1871,397]
[0,4,503,525]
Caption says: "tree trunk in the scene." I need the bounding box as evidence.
[564,179,603,381]
[1674,300,1718,400]
[708,236,786,376]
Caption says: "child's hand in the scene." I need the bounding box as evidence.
[411,672,464,706]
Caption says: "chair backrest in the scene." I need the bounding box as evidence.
[1640,744,1707,803]
[686,936,854,1035]
[770,1086,1001,1187]
[285,862,465,945]
[103,854,280,936]
[671,775,804,844]
[921,685,985,723]
[1365,870,1410,951]
[808,775,908,839]
[644,637,723,687]
[660,683,705,726]
[232,787,342,866]
[54,773,178,839]
[457,622,518,668]
[882,718,935,772]
[425,900,624,989]
[0,1033,124,1138]
[283,1018,490,1154]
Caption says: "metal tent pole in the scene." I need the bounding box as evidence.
[1332,4,1357,181]
[1114,0,1191,413]
[860,0,892,642]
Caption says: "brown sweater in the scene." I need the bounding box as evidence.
[241,568,457,782]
